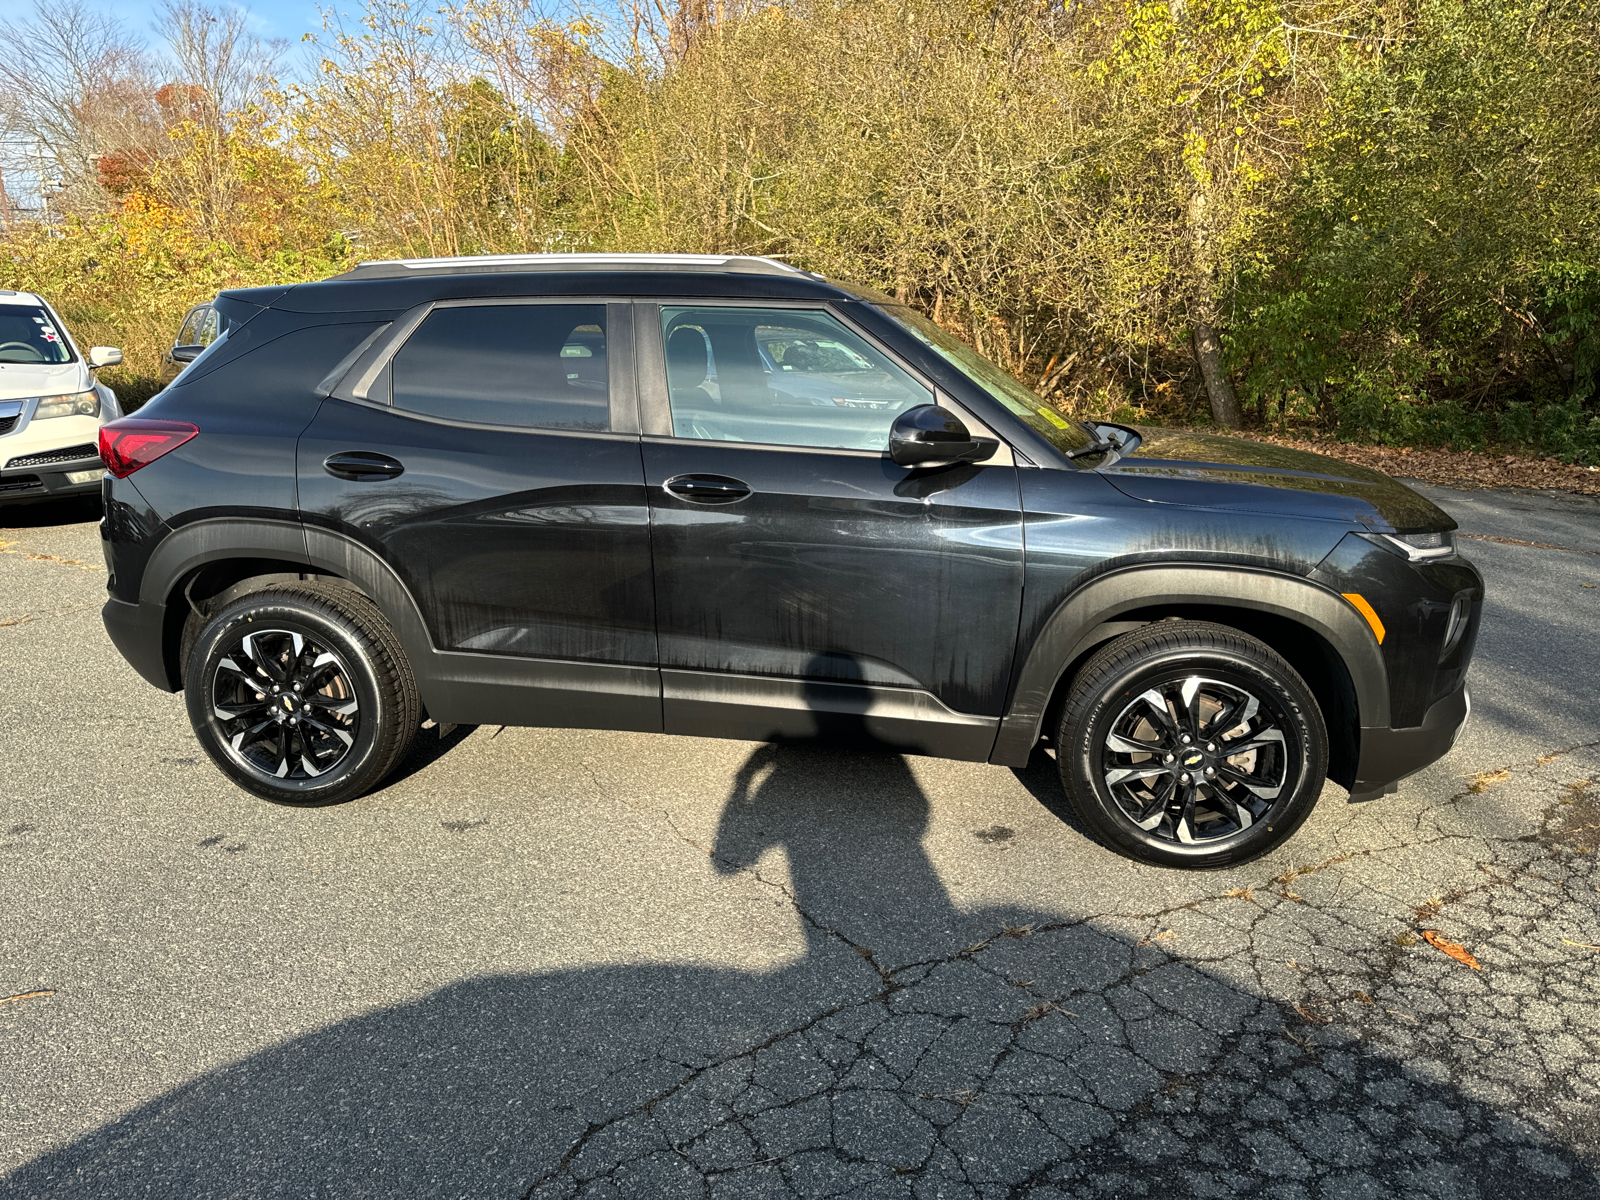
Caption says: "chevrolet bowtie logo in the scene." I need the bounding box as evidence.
[1183,753,1204,767]
[283,697,296,711]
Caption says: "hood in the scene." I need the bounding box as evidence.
[1099,427,1453,533]
[0,360,89,403]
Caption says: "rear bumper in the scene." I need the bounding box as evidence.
[1348,684,1470,802]
[103,596,179,692]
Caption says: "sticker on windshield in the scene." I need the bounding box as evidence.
[1039,408,1071,429]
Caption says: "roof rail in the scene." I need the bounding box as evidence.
[335,253,819,281]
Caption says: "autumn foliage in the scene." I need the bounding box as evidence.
[1,0,1596,460]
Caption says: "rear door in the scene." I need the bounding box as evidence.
[637,301,1024,759]
[297,299,660,731]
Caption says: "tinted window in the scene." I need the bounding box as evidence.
[0,304,75,364]
[392,304,608,430]
[662,306,931,451]
[177,308,203,345]
[196,307,220,346]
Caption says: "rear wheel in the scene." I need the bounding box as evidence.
[1057,621,1328,868]
[185,584,419,805]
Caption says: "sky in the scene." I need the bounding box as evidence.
[113,0,330,44]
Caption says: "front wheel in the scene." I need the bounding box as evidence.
[185,583,420,805]
[1058,621,1328,869]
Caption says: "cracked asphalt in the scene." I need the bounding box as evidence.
[2,482,1598,1199]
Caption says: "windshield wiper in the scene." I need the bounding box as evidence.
[1063,437,1117,459]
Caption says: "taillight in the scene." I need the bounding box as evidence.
[98,419,198,478]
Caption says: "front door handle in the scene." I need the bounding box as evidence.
[663,474,751,504]
[324,451,405,482]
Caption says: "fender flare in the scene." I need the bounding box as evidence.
[989,564,1389,766]
[140,517,440,690]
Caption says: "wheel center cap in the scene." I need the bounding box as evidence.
[1182,752,1205,768]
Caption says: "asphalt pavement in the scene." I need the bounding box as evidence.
[1,482,1597,1199]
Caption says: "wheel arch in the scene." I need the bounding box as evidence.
[991,565,1387,780]
[141,518,434,691]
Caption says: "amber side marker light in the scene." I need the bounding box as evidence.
[1342,593,1386,644]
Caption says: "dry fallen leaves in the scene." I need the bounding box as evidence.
[1204,430,1600,497]
[1468,768,1511,794]
[1421,930,1482,970]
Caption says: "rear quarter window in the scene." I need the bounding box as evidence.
[163,321,385,421]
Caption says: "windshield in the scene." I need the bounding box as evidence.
[884,305,1097,456]
[0,304,76,364]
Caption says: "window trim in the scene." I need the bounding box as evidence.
[633,299,1012,464]
[325,297,639,436]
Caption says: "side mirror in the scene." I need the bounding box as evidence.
[169,344,204,364]
[88,346,123,369]
[888,405,999,468]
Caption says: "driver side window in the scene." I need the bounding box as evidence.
[661,306,932,451]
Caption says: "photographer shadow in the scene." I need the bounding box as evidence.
[4,659,1593,1198]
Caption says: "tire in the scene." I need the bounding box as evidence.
[1057,620,1328,869]
[184,583,420,806]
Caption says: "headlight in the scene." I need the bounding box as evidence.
[34,389,100,420]
[1365,530,1455,562]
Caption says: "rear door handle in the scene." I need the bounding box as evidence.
[663,474,751,504]
[324,451,405,481]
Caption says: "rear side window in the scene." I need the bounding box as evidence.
[390,304,609,431]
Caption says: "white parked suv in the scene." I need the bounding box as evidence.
[0,290,123,503]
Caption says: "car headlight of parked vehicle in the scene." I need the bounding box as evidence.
[33,388,100,420]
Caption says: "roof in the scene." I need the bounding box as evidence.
[0,289,44,305]
[333,253,823,282]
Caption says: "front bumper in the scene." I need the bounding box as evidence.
[1,410,107,502]
[1348,684,1470,802]
[0,447,105,502]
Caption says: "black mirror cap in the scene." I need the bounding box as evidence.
[889,404,1000,467]
[170,344,204,364]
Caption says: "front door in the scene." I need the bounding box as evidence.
[297,300,659,730]
[639,302,1024,760]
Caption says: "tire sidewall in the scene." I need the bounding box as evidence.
[1066,643,1327,868]
[185,595,392,806]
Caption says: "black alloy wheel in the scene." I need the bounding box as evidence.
[185,583,420,805]
[208,628,360,782]
[1058,621,1328,868]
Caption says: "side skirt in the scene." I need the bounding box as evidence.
[421,652,662,732]
[662,669,998,762]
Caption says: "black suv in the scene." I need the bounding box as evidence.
[97,254,1482,868]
